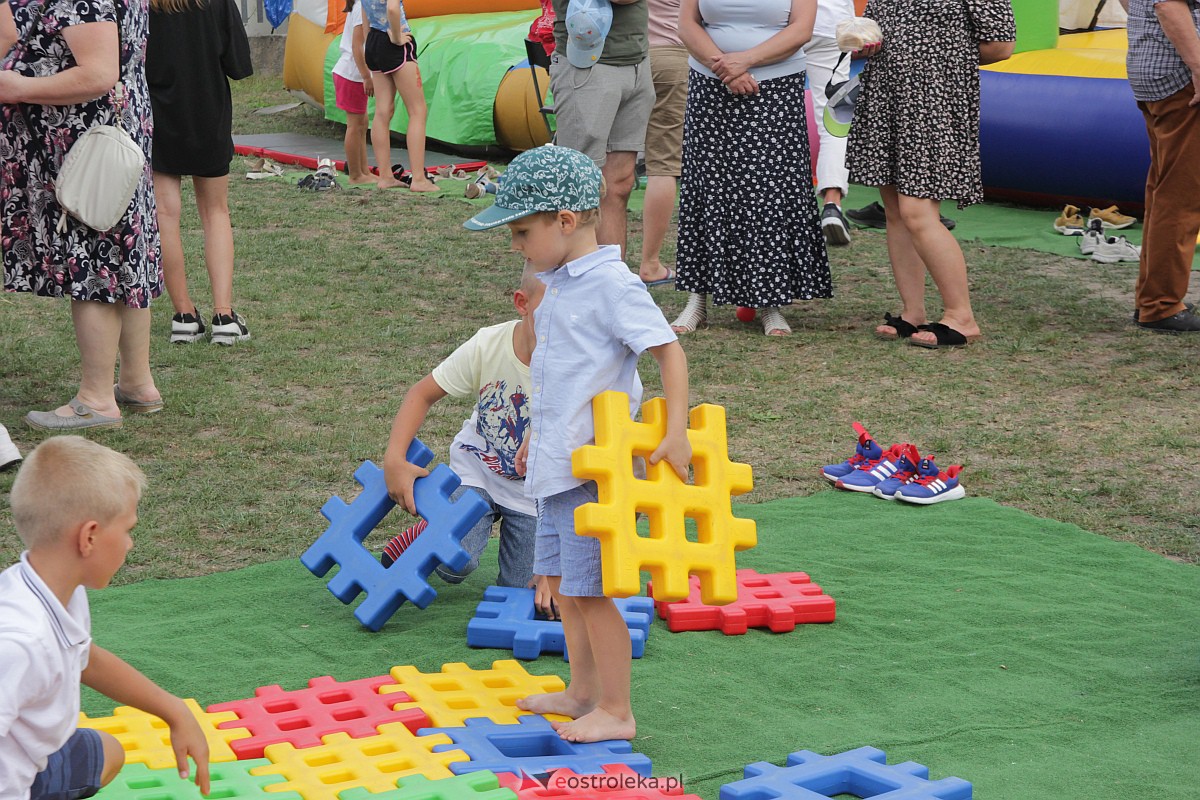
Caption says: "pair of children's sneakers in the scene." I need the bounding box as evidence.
[821,423,965,504]
[1053,203,1137,235]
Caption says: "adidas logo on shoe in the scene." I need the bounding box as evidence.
[836,443,919,493]
[873,453,939,500]
[895,464,966,504]
[821,422,883,482]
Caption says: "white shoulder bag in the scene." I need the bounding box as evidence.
[54,84,145,233]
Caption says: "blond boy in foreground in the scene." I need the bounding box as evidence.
[0,437,210,798]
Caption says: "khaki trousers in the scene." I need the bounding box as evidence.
[1135,84,1200,323]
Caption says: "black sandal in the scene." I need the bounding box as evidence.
[909,322,980,349]
[876,312,922,340]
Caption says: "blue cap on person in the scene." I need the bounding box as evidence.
[464,145,602,231]
[565,0,613,69]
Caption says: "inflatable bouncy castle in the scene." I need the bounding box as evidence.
[281,0,549,151]
[281,0,1148,207]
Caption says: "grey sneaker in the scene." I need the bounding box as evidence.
[211,310,251,345]
[25,399,122,431]
[821,203,851,246]
[170,309,207,343]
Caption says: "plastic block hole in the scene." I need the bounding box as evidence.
[743,579,768,588]
[491,731,574,758]
[753,590,782,599]
[318,690,353,704]
[207,790,238,799]
[447,697,481,709]
[430,680,461,691]
[303,753,340,768]
[684,517,700,543]
[277,716,314,731]
[363,741,400,756]
[318,770,355,785]
[481,677,516,689]
[332,707,368,721]
[127,778,167,789]
[379,757,418,774]
[264,700,301,714]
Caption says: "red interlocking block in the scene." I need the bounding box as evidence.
[208,674,431,759]
[497,765,701,800]
[650,569,836,634]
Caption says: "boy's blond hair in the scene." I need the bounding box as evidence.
[10,436,146,548]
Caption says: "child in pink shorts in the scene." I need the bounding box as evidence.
[332,0,375,184]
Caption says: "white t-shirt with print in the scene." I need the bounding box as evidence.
[431,320,535,516]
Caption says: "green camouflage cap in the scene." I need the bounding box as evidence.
[464,145,602,231]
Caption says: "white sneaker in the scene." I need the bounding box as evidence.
[1079,219,1104,256]
[1090,235,1141,264]
[0,424,21,471]
[211,310,251,345]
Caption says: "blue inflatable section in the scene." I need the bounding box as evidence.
[980,70,1149,207]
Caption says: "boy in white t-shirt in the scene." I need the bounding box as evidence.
[381,266,551,612]
[0,437,210,799]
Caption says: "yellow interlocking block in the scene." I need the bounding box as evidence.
[78,698,248,768]
[572,391,755,604]
[378,660,568,726]
[250,722,468,800]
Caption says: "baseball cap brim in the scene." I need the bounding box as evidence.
[822,75,860,138]
[463,202,537,231]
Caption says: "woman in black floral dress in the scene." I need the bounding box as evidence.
[846,0,1014,348]
[0,0,163,428]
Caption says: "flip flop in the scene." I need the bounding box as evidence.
[875,312,924,340]
[643,268,675,288]
[909,322,981,349]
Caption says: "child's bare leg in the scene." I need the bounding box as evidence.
[395,62,438,192]
[516,579,596,718]
[345,112,373,183]
[552,596,635,742]
[371,72,405,189]
[99,730,125,785]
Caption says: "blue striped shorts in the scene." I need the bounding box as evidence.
[31,727,105,800]
[533,481,604,597]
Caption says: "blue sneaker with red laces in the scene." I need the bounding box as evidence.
[895,464,966,504]
[821,422,884,482]
[873,453,940,500]
[836,443,919,493]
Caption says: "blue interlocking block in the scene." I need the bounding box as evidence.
[719,747,972,800]
[300,439,489,631]
[421,715,652,778]
[467,586,655,660]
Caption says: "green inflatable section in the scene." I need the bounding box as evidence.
[324,10,539,147]
[1011,0,1059,54]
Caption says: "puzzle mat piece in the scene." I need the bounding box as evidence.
[497,764,701,799]
[379,659,569,725]
[467,586,655,660]
[719,747,972,800]
[300,439,490,630]
[572,392,756,605]
[339,771,517,800]
[651,569,836,634]
[94,759,302,800]
[422,715,653,778]
[250,722,469,800]
[208,673,431,759]
[78,699,247,768]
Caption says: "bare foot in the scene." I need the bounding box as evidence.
[551,707,635,743]
[515,691,593,719]
[348,174,376,185]
[377,178,406,189]
[409,178,440,193]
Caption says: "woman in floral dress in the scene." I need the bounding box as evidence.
[846,0,1014,348]
[0,0,163,428]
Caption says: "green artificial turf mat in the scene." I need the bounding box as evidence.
[86,491,1198,799]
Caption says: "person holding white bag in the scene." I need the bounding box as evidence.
[0,0,164,430]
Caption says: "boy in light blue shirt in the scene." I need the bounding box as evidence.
[465,145,691,743]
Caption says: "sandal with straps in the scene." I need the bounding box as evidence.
[875,312,924,340]
[761,307,791,336]
[670,293,708,333]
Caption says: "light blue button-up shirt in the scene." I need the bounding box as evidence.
[525,245,678,499]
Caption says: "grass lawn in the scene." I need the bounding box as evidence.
[2,73,1198,576]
